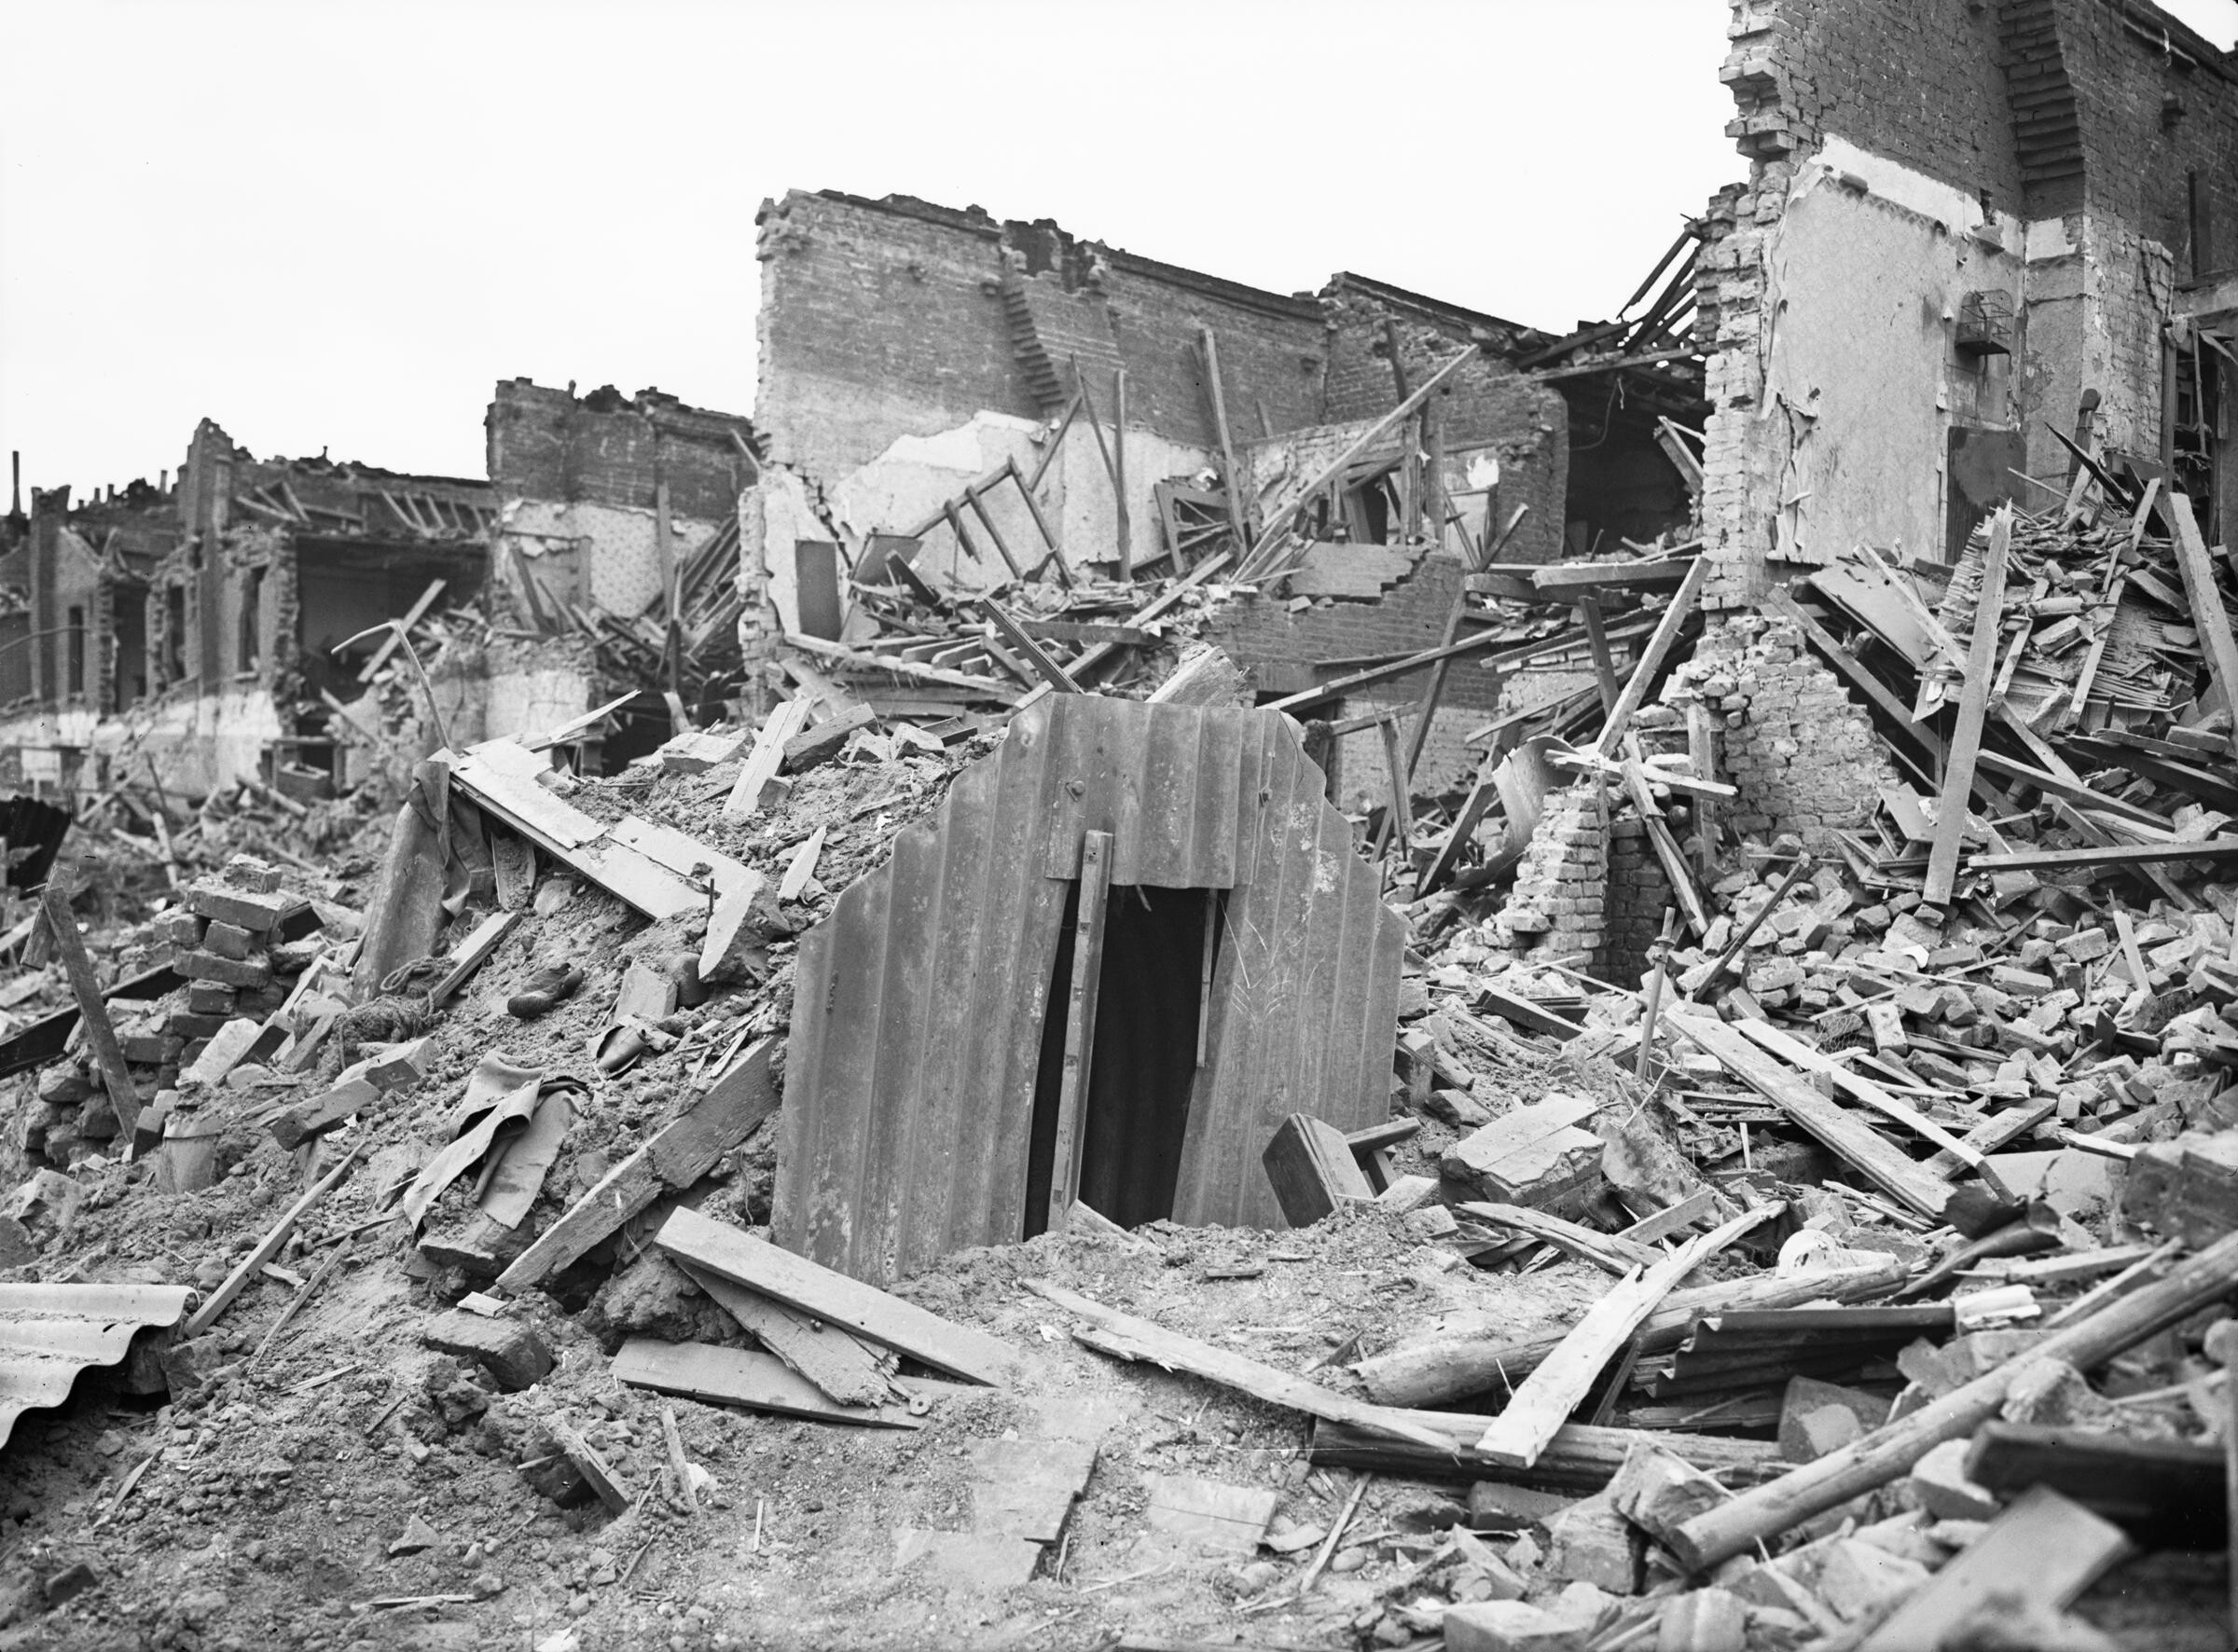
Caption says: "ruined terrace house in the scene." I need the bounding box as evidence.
[0,381,756,798]
[1470,0,2238,993]
[741,191,1707,806]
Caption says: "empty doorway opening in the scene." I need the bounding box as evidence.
[1024,882,1225,1237]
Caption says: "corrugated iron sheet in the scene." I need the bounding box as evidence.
[778,695,1404,1284]
[0,1282,192,1448]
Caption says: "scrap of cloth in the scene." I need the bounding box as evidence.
[400,1053,580,1232]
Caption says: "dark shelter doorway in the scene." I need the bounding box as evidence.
[1024,883,1223,1236]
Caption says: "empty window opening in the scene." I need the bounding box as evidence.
[112,583,146,710]
[163,585,187,681]
[1024,882,1223,1236]
[238,565,264,673]
[65,607,86,697]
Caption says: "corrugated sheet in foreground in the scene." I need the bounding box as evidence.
[0,1282,192,1448]
[777,695,1404,1284]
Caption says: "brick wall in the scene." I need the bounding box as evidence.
[1723,0,2026,208]
[754,190,1329,483]
[1203,549,1509,710]
[486,379,756,521]
[1602,818,1676,990]
[1662,612,1896,848]
[2055,1,2238,282]
[1485,780,1608,968]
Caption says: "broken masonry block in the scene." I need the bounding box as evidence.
[184,879,293,933]
[1373,1174,1441,1215]
[1909,1439,1998,1521]
[1606,1439,1734,1548]
[1540,1494,1637,1594]
[267,1077,378,1151]
[221,854,284,893]
[1440,1094,1604,1217]
[185,981,237,1016]
[176,950,273,990]
[156,909,204,946]
[200,920,256,962]
[781,704,877,775]
[1441,1600,1589,1652]
[1777,1376,1889,1462]
[421,1307,555,1392]
[182,1019,269,1088]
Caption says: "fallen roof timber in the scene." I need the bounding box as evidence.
[446,739,759,921]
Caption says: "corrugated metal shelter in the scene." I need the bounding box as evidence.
[777,695,1405,1284]
[0,1282,191,1448]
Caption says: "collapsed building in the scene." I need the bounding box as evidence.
[0,381,757,801]
[0,1,2236,1649]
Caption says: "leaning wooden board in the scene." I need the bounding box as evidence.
[1666,1009,1954,1220]
[612,1338,925,1428]
[655,1206,1013,1385]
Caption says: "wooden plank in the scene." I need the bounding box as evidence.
[1924,509,2011,910]
[1968,837,2238,872]
[612,1338,923,1428]
[781,632,1019,700]
[1024,1277,1454,1452]
[184,1141,363,1337]
[657,1205,1013,1385]
[1858,1486,2130,1652]
[724,700,811,819]
[428,910,521,1006]
[357,577,446,682]
[1467,984,1579,1043]
[1926,1097,2055,1177]
[2169,491,2238,759]
[1057,551,1234,681]
[1729,1018,1995,1177]
[1531,558,1697,595]
[1197,328,1250,558]
[1351,1258,1904,1408]
[1973,748,2171,831]
[1262,1114,1375,1227]
[974,598,1081,693]
[1471,1205,1777,1468]
[1665,1009,1953,1219]
[1667,1225,2238,1572]
[1965,1421,2217,1543]
[1620,752,1709,937]
[1576,598,1623,712]
[1453,1202,1659,1274]
[1308,1414,1785,1492]
[1253,346,1480,551]
[676,1260,894,1407]
[41,887,139,1139]
[1112,367,1130,580]
[1046,830,1112,1232]
[496,1039,779,1293]
[1591,555,1712,758]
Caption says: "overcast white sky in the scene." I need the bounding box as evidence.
[4,0,2235,498]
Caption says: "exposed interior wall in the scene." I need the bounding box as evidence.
[492,499,722,621]
[753,191,1330,486]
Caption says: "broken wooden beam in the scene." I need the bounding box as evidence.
[1923,507,2010,912]
[1471,1204,1778,1467]
[1590,554,1711,758]
[1025,1277,1452,1451]
[660,1206,1012,1385]
[495,1039,778,1294]
[40,886,140,1141]
[1666,1223,2238,1572]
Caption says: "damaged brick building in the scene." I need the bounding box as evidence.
[743,189,1706,804]
[0,382,757,798]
